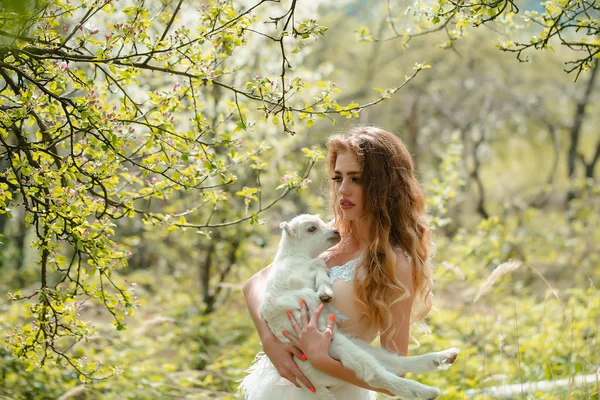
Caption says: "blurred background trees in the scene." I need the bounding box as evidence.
[1,0,598,399]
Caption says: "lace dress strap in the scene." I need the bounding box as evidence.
[329,257,360,283]
[329,247,411,284]
[393,246,412,264]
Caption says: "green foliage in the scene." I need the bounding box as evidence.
[0,0,422,379]
[0,264,259,399]
[2,122,599,398]
[1,0,598,397]
[425,133,465,229]
[362,0,599,78]
[414,286,599,399]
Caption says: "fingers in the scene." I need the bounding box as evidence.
[308,303,325,327]
[281,330,300,348]
[278,350,314,392]
[285,343,307,361]
[289,364,315,393]
[325,313,336,336]
[281,374,300,388]
[300,299,309,327]
[286,310,301,336]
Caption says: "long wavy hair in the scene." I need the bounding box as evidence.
[327,126,434,339]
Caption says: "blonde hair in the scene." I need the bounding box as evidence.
[327,126,434,339]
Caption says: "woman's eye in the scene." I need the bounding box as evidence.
[331,177,342,182]
[308,226,317,233]
[352,177,361,183]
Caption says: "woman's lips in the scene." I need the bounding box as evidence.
[340,200,355,210]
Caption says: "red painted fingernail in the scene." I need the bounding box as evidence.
[286,311,291,317]
[329,314,336,321]
[310,387,316,393]
[281,330,286,335]
[300,299,305,306]
[301,354,307,360]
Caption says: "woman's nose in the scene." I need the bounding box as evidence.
[338,180,350,195]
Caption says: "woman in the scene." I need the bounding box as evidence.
[239,126,434,399]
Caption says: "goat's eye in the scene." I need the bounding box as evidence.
[308,226,317,233]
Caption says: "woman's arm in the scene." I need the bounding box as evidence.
[380,250,414,357]
[311,356,395,396]
[242,265,315,392]
[242,265,275,341]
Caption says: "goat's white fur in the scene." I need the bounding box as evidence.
[260,214,459,400]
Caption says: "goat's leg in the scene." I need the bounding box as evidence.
[327,333,441,399]
[313,260,334,303]
[346,337,459,375]
[370,373,441,400]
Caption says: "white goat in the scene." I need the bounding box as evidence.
[259,214,459,400]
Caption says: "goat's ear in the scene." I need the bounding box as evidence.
[279,221,294,237]
[279,221,298,237]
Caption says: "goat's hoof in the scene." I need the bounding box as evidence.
[422,387,440,399]
[319,294,332,303]
[446,352,458,364]
[433,348,459,369]
[317,287,334,303]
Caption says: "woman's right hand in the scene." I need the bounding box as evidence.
[262,335,315,392]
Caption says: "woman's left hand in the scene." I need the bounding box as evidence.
[282,301,336,367]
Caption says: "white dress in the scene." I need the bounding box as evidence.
[237,352,378,399]
[238,255,379,400]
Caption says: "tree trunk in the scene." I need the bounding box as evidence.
[200,239,216,314]
[567,60,599,202]
[585,140,600,179]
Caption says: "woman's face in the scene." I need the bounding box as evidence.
[332,150,365,221]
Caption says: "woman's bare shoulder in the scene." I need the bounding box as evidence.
[392,248,414,295]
